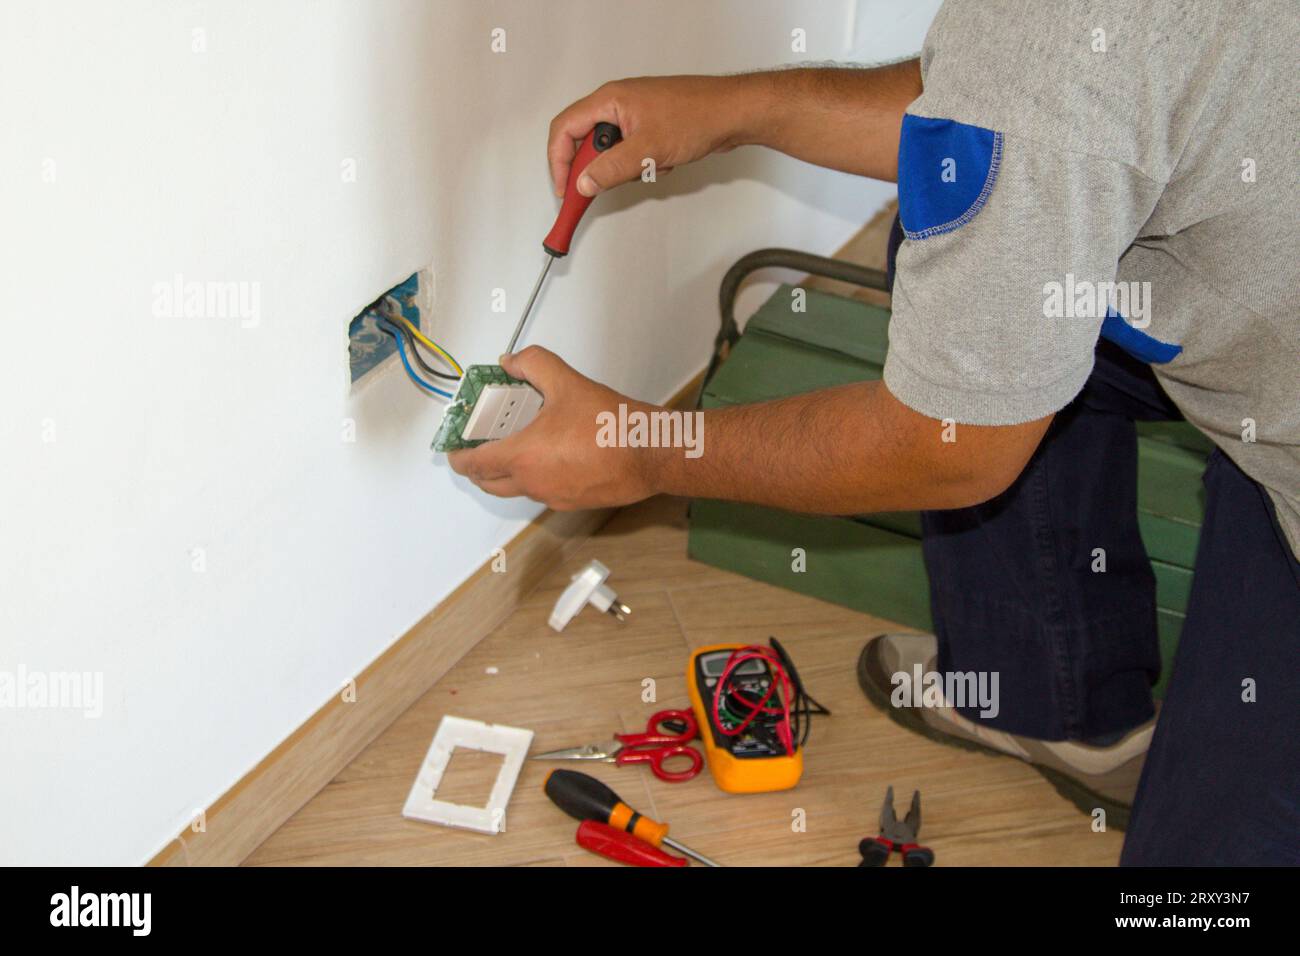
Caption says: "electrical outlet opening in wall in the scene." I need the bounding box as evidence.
[347,268,438,387]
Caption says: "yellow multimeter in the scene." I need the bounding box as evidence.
[686,643,804,793]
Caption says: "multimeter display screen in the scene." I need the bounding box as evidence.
[700,654,765,678]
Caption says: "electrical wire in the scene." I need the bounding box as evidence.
[395,313,463,377]
[379,297,463,377]
[770,636,830,748]
[708,638,829,756]
[376,318,455,399]
[711,645,796,755]
[386,314,460,381]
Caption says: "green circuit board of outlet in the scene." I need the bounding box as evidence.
[431,364,530,452]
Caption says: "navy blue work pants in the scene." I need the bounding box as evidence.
[886,218,1300,865]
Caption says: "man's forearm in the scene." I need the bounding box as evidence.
[728,60,922,183]
[645,380,1048,515]
[447,348,1050,515]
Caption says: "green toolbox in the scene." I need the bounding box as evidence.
[687,281,1210,697]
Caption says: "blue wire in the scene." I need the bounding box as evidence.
[376,318,455,399]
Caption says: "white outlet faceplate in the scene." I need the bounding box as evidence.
[402,716,533,835]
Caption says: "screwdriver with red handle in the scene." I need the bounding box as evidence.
[544,769,722,867]
[505,121,623,354]
[576,820,688,867]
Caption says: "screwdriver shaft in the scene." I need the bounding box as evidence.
[663,835,722,868]
[505,254,554,355]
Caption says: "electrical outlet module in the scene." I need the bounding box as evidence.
[432,365,543,453]
[462,383,543,441]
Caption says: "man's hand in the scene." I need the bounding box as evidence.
[447,347,661,511]
[548,75,758,198]
[548,61,923,198]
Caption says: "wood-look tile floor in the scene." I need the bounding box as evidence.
[246,496,1124,867]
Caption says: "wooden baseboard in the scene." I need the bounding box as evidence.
[148,368,706,866]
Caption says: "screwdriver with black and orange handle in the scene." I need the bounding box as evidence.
[544,769,723,867]
[505,122,623,354]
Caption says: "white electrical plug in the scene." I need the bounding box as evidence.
[548,560,631,632]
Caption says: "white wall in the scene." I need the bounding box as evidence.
[0,0,938,864]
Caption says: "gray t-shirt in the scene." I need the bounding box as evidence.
[884,0,1299,555]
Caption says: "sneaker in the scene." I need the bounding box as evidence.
[857,632,1154,831]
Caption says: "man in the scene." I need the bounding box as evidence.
[450,0,1298,865]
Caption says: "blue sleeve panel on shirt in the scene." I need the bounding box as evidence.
[897,114,1004,240]
[1100,309,1183,364]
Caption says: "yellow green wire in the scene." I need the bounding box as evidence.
[397,314,463,377]
[387,309,463,378]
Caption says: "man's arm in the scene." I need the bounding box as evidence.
[548,60,922,197]
[740,61,924,183]
[448,348,1051,514]
[454,63,1048,515]
[653,378,1049,514]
